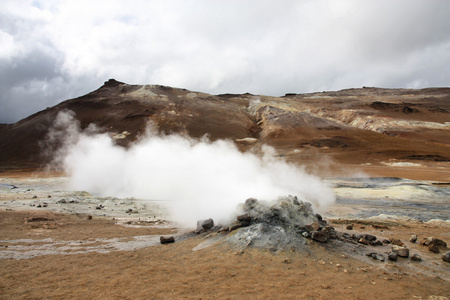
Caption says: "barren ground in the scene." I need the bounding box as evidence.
[1,171,449,299]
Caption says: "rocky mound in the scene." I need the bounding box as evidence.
[225,196,325,251]
[190,197,449,264]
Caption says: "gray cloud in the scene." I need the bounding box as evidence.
[1,0,449,123]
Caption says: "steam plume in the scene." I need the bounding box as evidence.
[50,111,335,227]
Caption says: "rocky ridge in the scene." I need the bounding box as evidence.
[0,80,449,173]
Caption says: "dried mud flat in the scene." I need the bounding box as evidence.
[1,172,450,299]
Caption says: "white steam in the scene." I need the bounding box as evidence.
[52,112,335,227]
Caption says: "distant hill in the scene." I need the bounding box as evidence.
[1,79,449,174]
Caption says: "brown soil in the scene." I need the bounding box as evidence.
[1,208,450,299]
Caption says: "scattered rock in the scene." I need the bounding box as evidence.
[420,237,447,248]
[37,204,42,208]
[351,234,362,242]
[42,202,48,207]
[392,245,409,258]
[87,215,92,220]
[371,240,383,246]
[283,258,292,264]
[366,252,385,262]
[160,236,175,244]
[57,199,66,204]
[201,218,215,230]
[389,238,404,246]
[410,234,418,243]
[410,254,422,261]
[32,195,37,199]
[358,238,370,245]
[346,224,353,230]
[442,252,450,263]
[428,244,440,253]
[363,234,377,242]
[383,239,391,244]
[388,252,398,261]
[312,230,329,243]
[304,222,320,233]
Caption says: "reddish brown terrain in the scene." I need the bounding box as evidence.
[1,81,449,299]
[1,79,449,180]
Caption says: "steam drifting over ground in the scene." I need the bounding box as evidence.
[49,112,335,227]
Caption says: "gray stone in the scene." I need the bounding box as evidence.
[410,235,418,243]
[442,251,450,263]
[366,252,385,262]
[388,252,398,261]
[352,234,363,241]
[201,218,215,230]
[392,245,409,258]
[311,230,329,243]
[410,254,422,261]
[371,240,383,246]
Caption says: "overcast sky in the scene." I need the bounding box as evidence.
[1,0,449,123]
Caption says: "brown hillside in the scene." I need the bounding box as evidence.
[1,80,449,179]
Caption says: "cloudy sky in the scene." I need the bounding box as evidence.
[1,0,449,123]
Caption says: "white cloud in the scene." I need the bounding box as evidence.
[1,0,450,122]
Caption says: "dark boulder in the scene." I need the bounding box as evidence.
[388,252,398,261]
[311,230,329,243]
[160,236,175,244]
[201,218,215,230]
[363,234,377,242]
